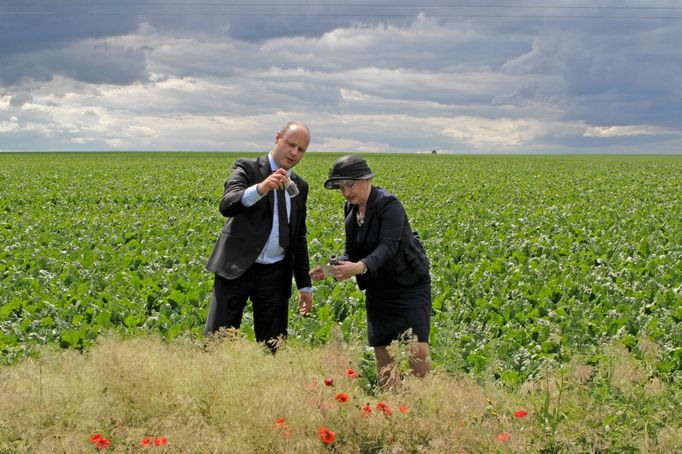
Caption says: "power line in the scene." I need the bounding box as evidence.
[2,13,680,20]
[2,2,682,19]
[4,1,682,9]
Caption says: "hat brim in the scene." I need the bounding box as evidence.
[324,172,375,189]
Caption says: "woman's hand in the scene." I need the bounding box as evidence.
[330,260,365,281]
[309,265,326,281]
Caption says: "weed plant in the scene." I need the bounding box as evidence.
[0,333,680,453]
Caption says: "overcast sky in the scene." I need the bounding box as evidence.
[1,1,681,153]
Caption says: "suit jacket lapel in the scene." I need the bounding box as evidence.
[258,155,275,213]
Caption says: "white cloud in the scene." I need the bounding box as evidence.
[584,125,673,138]
[0,121,18,133]
[315,137,391,153]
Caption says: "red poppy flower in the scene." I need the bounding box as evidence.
[140,436,152,447]
[317,426,336,444]
[496,432,511,443]
[274,417,287,429]
[324,377,334,386]
[89,434,110,450]
[335,392,349,403]
[274,418,292,437]
[514,410,528,419]
[361,403,372,418]
[345,368,358,378]
[376,401,393,416]
[154,436,167,446]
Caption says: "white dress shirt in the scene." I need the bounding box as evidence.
[240,153,291,264]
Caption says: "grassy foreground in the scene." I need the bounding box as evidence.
[0,333,680,453]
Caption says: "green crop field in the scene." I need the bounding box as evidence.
[1,152,681,384]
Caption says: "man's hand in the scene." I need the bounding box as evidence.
[257,168,290,195]
[309,265,326,281]
[298,291,313,316]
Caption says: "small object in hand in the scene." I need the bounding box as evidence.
[285,179,299,198]
[329,254,339,265]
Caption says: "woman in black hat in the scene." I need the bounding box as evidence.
[310,155,432,388]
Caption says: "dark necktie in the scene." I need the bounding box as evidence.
[277,188,289,249]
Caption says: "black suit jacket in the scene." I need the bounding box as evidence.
[206,155,312,292]
[342,186,429,294]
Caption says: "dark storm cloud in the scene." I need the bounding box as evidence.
[55,42,149,85]
[500,16,682,128]
[0,0,416,85]
[0,5,138,56]
[1,41,148,86]
[137,0,419,41]
[0,0,144,85]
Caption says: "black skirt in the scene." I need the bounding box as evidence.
[365,279,432,347]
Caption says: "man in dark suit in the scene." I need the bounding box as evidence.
[205,121,313,350]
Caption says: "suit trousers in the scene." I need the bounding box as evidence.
[205,260,291,348]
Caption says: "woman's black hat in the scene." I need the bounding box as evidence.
[324,155,375,189]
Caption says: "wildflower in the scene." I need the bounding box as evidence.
[154,436,167,446]
[345,368,358,378]
[89,434,104,443]
[376,401,393,416]
[335,392,349,403]
[361,403,372,418]
[140,436,152,446]
[324,377,334,386]
[89,434,110,450]
[514,410,528,419]
[399,405,409,413]
[317,426,336,444]
[496,432,511,443]
[273,417,292,437]
[274,417,287,429]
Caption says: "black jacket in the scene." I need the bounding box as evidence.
[342,186,429,294]
[205,155,312,291]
